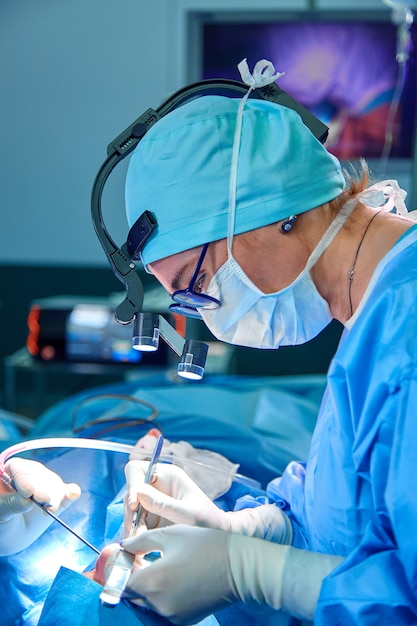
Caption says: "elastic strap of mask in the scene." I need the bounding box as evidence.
[227,59,284,257]
[303,198,358,273]
[304,178,413,273]
[357,179,411,216]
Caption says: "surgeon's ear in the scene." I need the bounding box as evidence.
[280,215,297,233]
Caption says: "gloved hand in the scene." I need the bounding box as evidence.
[124,460,292,544]
[0,458,81,556]
[120,524,344,625]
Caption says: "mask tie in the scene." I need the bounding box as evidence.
[304,177,415,275]
[357,179,411,217]
[227,59,284,258]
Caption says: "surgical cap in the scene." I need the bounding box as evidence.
[125,95,345,266]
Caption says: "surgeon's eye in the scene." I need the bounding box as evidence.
[194,274,206,293]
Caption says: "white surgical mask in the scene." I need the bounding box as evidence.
[201,201,355,349]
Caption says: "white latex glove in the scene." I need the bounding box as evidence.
[124,460,292,544]
[120,525,344,625]
[0,458,81,556]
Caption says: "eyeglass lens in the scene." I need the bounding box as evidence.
[169,243,220,318]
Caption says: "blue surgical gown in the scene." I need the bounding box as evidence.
[268,226,417,623]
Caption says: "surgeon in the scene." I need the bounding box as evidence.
[101,59,417,624]
[0,457,81,556]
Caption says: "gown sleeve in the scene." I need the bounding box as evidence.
[315,371,417,623]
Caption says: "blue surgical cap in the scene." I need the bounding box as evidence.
[125,95,345,266]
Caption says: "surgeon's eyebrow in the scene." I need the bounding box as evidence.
[171,262,193,293]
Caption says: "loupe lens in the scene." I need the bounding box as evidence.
[132,313,159,351]
[169,303,203,319]
[172,291,220,309]
[177,339,208,380]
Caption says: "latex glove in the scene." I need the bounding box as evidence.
[120,525,344,625]
[124,461,291,544]
[0,458,81,556]
[121,525,235,624]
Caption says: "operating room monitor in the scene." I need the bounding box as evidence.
[189,10,417,164]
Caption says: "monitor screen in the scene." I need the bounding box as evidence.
[66,304,167,365]
[66,304,142,363]
[199,12,417,161]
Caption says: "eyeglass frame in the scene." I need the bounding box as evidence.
[168,243,221,319]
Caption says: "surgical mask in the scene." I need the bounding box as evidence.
[201,200,356,349]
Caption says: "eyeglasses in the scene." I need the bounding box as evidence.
[169,243,221,319]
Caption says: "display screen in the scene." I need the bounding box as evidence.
[201,14,417,161]
[66,304,142,363]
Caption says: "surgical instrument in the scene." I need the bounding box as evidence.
[29,497,100,555]
[130,433,163,537]
[99,434,164,607]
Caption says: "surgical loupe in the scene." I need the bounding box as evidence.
[132,312,208,380]
[91,78,328,380]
